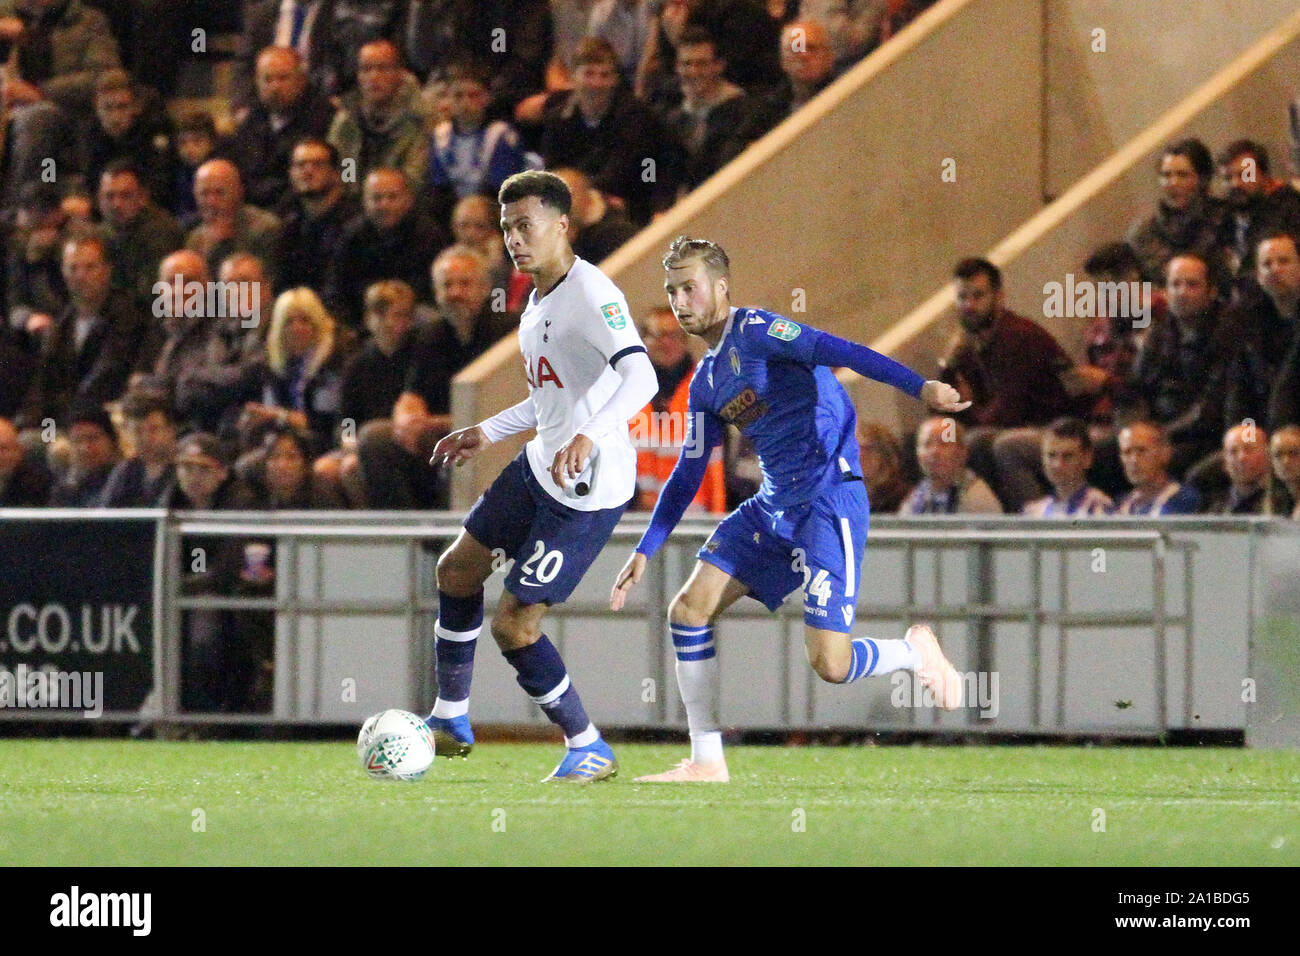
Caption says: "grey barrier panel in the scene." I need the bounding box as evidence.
[1,511,1282,741]
[1247,521,1300,749]
[155,516,1226,736]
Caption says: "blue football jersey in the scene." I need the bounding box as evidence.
[689,306,863,509]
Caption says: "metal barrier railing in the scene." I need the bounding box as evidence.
[153,515,1197,734]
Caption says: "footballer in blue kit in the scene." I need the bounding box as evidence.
[611,237,972,782]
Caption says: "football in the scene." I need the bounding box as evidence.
[357,709,436,781]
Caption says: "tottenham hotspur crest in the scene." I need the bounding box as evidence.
[729,347,741,376]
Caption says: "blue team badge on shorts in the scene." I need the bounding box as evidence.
[729,347,741,376]
[767,319,801,341]
[601,302,627,330]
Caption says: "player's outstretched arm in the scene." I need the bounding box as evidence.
[919,380,972,413]
[431,396,540,469]
[429,425,489,467]
[610,552,647,611]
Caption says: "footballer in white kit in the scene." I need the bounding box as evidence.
[424,171,656,783]
[515,255,646,512]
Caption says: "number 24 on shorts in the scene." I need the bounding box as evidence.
[791,547,832,606]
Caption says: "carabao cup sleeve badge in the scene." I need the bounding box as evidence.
[601,302,627,330]
[767,319,801,341]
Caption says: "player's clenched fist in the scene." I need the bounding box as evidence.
[610,552,647,611]
[430,425,488,467]
[919,380,972,413]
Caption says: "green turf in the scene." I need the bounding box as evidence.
[1,741,1297,865]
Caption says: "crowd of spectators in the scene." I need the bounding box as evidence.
[6,5,1291,525]
[0,0,931,525]
[876,133,1300,519]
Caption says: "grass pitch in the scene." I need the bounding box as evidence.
[1,740,1296,866]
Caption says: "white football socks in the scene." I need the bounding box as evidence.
[671,623,725,766]
[874,637,921,675]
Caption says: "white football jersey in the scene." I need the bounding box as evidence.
[517,257,646,510]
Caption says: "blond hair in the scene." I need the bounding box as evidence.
[268,287,335,376]
[662,235,730,279]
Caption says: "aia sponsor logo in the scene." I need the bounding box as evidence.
[525,354,564,388]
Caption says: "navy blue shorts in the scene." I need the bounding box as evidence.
[698,479,869,632]
[464,450,628,606]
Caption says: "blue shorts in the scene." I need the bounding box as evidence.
[698,479,869,632]
[464,450,628,606]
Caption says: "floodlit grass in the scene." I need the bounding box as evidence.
[1,741,1296,866]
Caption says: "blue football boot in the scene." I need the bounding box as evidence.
[426,714,474,758]
[542,736,618,783]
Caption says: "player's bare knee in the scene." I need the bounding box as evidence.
[668,589,711,629]
[805,642,848,683]
[437,545,484,597]
[490,606,540,651]
[811,653,847,684]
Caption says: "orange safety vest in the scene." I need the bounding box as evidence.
[631,370,727,513]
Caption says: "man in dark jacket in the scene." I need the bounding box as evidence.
[327,167,447,330]
[98,389,176,507]
[1206,233,1300,433]
[80,69,175,206]
[1216,140,1300,282]
[16,235,143,429]
[274,138,360,294]
[233,0,339,112]
[537,37,678,225]
[232,46,336,209]
[97,159,184,313]
[1126,252,1228,476]
[765,19,836,120]
[47,402,120,506]
[663,27,780,192]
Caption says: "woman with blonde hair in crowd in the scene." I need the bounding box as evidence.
[223,287,358,455]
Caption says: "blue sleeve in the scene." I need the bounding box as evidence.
[635,400,723,560]
[738,310,926,398]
